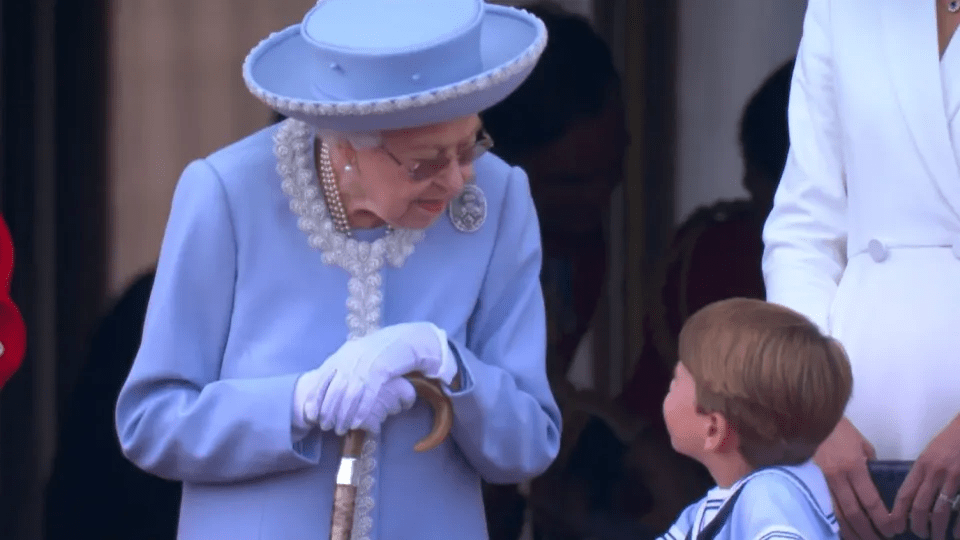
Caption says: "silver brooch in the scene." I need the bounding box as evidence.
[448,184,486,233]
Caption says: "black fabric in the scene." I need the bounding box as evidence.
[867,460,959,540]
[869,460,914,512]
[684,486,745,540]
[44,271,181,540]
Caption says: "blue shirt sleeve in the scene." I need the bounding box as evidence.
[444,165,562,484]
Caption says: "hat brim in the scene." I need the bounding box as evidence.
[243,5,546,132]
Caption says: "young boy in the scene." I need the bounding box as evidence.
[658,298,851,540]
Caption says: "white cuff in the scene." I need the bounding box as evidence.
[428,324,458,385]
[292,373,315,432]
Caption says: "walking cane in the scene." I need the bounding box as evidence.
[330,372,453,540]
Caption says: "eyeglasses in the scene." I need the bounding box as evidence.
[380,129,494,182]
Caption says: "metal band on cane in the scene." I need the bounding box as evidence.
[329,373,453,540]
[336,457,360,486]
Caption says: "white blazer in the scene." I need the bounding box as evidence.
[763,0,960,459]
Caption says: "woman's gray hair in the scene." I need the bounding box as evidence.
[316,128,382,150]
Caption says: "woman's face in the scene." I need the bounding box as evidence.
[338,114,483,230]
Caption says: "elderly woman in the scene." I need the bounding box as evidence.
[113,1,561,539]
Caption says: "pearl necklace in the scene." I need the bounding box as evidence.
[317,140,395,237]
[318,140,352,236]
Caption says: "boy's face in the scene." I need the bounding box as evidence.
[662,361,706,459]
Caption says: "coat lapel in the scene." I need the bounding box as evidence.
[879,1,960,220]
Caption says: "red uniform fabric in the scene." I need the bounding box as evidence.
[0,214,26,389]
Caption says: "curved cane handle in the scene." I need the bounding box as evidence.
[331,373,454,540]
[405,372,453,452]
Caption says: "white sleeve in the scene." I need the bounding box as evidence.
[762,0,848,333]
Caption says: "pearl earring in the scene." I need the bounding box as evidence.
[344,164,354,173]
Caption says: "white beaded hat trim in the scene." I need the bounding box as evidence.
[242,8,546,121]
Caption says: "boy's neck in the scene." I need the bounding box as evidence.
[702,452,755,489]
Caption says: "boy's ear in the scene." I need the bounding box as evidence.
[703,411,737,454]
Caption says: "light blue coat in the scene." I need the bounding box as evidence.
[115,123,561,539]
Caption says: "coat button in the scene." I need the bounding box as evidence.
[868,239,889,262]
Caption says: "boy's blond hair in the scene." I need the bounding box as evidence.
[677,298,852,468]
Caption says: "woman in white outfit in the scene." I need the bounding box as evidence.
[762,0,960,539]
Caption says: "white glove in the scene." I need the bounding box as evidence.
[352,376,417,433]
[292,322,457,435]
[294,371,416,435]
[320,322,457,435]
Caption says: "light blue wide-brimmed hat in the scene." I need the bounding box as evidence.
[243,0,547,133]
